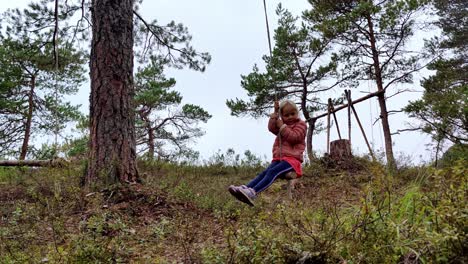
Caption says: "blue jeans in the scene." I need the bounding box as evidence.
[247,161,293,193]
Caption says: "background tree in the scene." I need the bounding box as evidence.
[404,0,467,160]
[226,5,344,162]
[305,0,430,170]
[135,58,211,161]
[0,45,24,158]
[0,4,86,160]
[0,0,210,184]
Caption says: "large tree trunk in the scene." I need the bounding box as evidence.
[87,0,139,185]
[19,76,35,160]
[366,14,396,171]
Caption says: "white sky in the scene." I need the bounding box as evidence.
[0,0,435,164]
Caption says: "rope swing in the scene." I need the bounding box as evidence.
[262,0,273,57]
[261,0,277,102]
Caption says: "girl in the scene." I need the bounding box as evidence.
[228,100,307,206]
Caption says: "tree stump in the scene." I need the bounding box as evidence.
[329,139,352,161]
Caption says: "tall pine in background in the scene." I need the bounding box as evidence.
[0,3,85,159]
[135,58,211,161]
[405,0,467,159]
[305,0,430,170]
[227,5,343,162]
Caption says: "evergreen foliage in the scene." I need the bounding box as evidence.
[135,58,211,161]
[304,0,431,169]
[404,0,467,146]
[226,5,341,120]
[0,2,86,159]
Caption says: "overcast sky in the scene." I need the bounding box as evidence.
[0,0,434,164]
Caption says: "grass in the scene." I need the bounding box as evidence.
[0,158,466,263]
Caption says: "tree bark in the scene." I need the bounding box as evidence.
[366,13,396,171]
[329,139,352,161]
[87,0,139,185]
[306,118,316,163]
[301,75,315,164]
[148,125,155,160]
[19,76,35,160]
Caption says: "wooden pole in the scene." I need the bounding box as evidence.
[347,94,376,161]
[346,90,351,145]
[309,89,384,121]
[330,103,342,140]
[327,98,331,154]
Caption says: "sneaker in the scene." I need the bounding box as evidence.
[236,187,256,206]
[228,185,239,196]
[228,185,248,194]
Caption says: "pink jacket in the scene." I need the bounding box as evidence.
[268,117,307,163]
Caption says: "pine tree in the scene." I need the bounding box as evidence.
[226,5,343,162]
[135,58,211,161]
[305,0,430,170]
[86,0,210,185]
[404,0,467,154]
[0,3,85,159]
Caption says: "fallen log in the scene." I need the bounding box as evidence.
[0,158,69,168]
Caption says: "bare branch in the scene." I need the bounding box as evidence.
[388,110,404,115]
[71,0,91,43]
[385,89,414,99]
[383,57,437,91]
[133,10,205,69]
[391,127,422,135]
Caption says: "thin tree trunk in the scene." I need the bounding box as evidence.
[140,112,155,159]
[326,99,331,154]
[434,139,441,167]
[302,88,315,163]
[87,0,138,185]
[19,76,35,160]
[148,126,155,160]
[366,14,396,171]
[306,118,316,163]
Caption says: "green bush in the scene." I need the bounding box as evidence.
[439,143,468,168]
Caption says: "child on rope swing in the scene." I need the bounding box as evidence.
[228,99,307,206]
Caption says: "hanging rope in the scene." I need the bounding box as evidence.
[263,0,285,161]
[368,80,374,148]
[262,0,277,102]
[262,0,273,57]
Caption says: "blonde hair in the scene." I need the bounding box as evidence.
[279,100,298,115]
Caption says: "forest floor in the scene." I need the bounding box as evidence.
[0,158,466,263]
